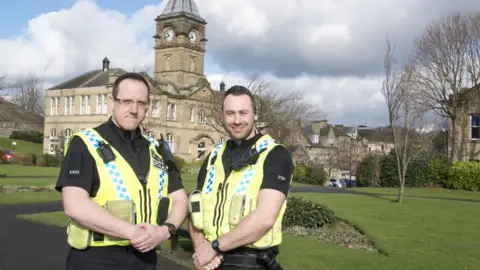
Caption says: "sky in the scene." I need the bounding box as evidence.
[1,0,480,127]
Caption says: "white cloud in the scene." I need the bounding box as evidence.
[1,0,479,127]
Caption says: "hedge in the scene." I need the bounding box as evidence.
[293,164,327,185]
[9,131,43,144]
[283,196,337,229]
[446,161,480,191]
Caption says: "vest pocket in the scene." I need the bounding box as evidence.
[229,194,246,227]
[104,200,135,241]
[67,219,92,250]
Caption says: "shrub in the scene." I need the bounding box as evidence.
[172,155,187,173]
[293,164,327,185]
[356,155,380,187]
[283,196,337,229]
[9,131,43,144]
[429,158,451,187]
[379,151,434,188]
[446,161,480,191]
[42,154,61,167]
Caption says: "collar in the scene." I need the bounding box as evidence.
[226,132,263,150]
[107,116,143,141]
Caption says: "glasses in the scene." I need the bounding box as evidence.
[114,98,149,109]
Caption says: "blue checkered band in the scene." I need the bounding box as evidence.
[234,138,275,194]
[145,135,159,147]
[204,143,224,195]
[81,129,131,200]
[143,135,166,198]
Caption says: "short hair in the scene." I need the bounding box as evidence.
[112,72,150,100]
[222,85,257,114]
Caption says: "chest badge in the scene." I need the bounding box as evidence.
[152,151,168,171]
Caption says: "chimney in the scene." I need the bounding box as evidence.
[311,120,328,134]
[102,57,110,71]
[220,81,225,91]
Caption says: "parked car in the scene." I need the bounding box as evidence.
[328,179,344,188]
[2,150,15,161]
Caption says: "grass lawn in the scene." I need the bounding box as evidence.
[352,187,480,200]
[14,189,480,270]
[0,138,43,156]
[0,164,59,176]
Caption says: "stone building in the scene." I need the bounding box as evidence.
[42,0,227,161]
[0,97,44,138]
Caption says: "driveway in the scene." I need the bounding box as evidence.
[0,202,190,270]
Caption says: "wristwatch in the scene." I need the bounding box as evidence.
[163,223,176,237]
[211,239,222,253]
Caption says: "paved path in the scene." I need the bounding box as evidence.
[0,202,190,270]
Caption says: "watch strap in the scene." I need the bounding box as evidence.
[163,223,176,236]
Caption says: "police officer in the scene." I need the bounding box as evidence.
[55,72,188,270]
[188,85,293,270]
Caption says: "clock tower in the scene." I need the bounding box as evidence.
[153,0,207,88]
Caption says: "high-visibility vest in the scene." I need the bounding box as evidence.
[64,128,170,248]
[200,134,290,249]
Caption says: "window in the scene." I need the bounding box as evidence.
[96,94,107,114]
[166,55,171,70]
[166,133,174,153]
[49,129,58,154]
[50,97,59,115]
[146,131,155,138]
[152,100,160,118]
[199,109,206,123]
[167,103,176,120]
[472,115,480,139]
[197,142,206,159]
[64,129,72,147]
[64,96,74,115]
[220,137,226,143]
[190,57,194,71]
[190,107,195,122]
[80,95,90,115]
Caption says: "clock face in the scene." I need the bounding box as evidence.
[188,31,198,44]
[164,29,175,43]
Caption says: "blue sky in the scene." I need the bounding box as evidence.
[0,0,162,38]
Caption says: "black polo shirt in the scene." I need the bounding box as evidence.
[55,117,183,197]
[196,133,293,196]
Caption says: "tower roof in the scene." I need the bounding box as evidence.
[157,0,205,22]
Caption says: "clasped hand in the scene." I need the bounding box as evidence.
[192,240,223,270]
[130,223,170,253]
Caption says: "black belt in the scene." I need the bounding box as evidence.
[222,253,264,268]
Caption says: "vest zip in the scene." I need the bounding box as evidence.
[212,183,223,226]
[216,183,229,238]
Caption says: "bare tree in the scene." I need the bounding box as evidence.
[200,79,325,143]
[9,74,45,116]
[411,12,480,162]
[337,139,365,179]
[382,37,437,203]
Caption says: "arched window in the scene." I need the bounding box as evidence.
[64,128,72,147]
[197,142,206,159]
[49,128,58,154]
[220,137,226,143]
[146,131,155,138]
[166,133,174,153]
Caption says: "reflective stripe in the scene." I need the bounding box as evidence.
[81,129,131,200]
[234,139,275,194]
[205,139,276,195]
[144,135,167,198]
[205,143,224,195]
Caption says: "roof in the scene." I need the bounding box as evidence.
[47,68,127,90]
[157,0,205,22]
[357,128,393,143]
[0,98,44,123]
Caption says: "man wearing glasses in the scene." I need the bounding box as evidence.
[55,72,188,270]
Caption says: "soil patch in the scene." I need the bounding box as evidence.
[284,221,378,252]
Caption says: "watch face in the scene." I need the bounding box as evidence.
[188,31,197,44]
[164,29,175,43]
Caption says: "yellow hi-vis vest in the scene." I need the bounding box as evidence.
[64,128,170,249]
[200,134,289,249]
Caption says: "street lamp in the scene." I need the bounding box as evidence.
[11,141,16,152]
